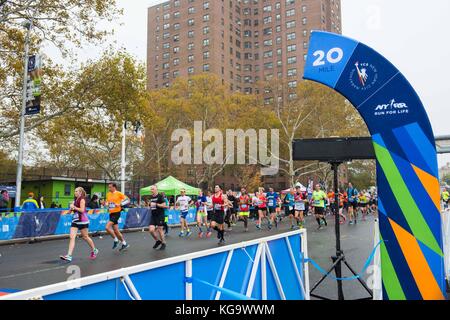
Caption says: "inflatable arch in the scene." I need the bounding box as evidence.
[304,31,446,300]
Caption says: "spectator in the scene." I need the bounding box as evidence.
[39,196,46,209]
[22,192,39,211]
[50,202,57,208]
[0,190,9,213]
[89,195,100,209]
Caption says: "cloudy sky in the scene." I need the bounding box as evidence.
[72,0,450,165]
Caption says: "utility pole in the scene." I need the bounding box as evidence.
[14,20,32,210]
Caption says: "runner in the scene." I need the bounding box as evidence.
[311,184,328,230]
[205,191,214,237]
[238,187,251,232]
[251,191,259,221]
[149,185,169,250]
[283,189,295,229]
[161,192,170,235]
[226,190,236,231]
[327,189,336,216]
[175,188,194,237]
[105,183,130,251]
[442,188,449,210]
[196,190,211,238]
[338,189,347,224]
[266,187,279,228]
[256,187,269,230]
[346,182,359,225]
[358,191,369,221]
[294,184,305,229]
[211,185,229,245]
[60,187,98,262]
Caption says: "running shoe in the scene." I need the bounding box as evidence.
[349,220,354,225]
[274,219,278,229]
[119,243,130,252]
[268,223,272,230]
[153,240,162,249]
[256,224,261,230]
[245,228,249,232]
[159,243,166,250]
[112,240,119,250]
[299,222,304,229]
[186,230,192,237]
[60,254,72,262]
[290,225,295,230]
[206,231,212,238]
[90,248,99,260]
[198,232,204,238]
[178,232,185,237]
[318,225,324,230]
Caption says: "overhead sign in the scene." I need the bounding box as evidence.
[304,31,445,300]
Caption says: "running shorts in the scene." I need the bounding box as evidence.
[180,210,189,219]
[212,210,225,224]
[197,210,207,218]
[350,202,358,209]
[314,206,325,215]
[71,222,89,230]
[150,212,165,227]
[109,212,121,225]
[239,211,250,217]
[268,207,276,214]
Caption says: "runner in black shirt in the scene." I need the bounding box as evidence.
[149,185,168,250]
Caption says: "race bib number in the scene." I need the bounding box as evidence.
[294,202,305,211]
[214,204,222,210]
[241,204,248,209]
[314,200,321,206]
[109,203,116,209]
[268,200,274,207]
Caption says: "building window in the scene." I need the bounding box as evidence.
[173,46,180,53]
[286,9,295,17]
[276,36,282,44]
[163,62,169,69]
[287,56,297,64]
[288,80,297,88]
[188,30,194,38]
[188,42,194,50]
[263,16,272,24]
[173,58,180,65]
[263,50,273,58]
[203,51,210,59]
[174,0,180,7]
[263,27,272,35]
[287,44,297,52]
[163,23,170,30]
[264,62,273,69]
[287,32,296,41]
[286,20,296,29]
[163,72,169,79]
[188,67,194,74]
[163,52,170,59]
[163,13,170,20]
[264,39,273,46]
[174,11,180,18]
[173,34,180,42]
[302,5,307,13]
[174,23,180,30]
[203,39,210,47]
[203,26,209,34]
[188,19,195,26]
[302,17,307,25]
[203,14,210,21]
[188,54,194,62]
[189,7,196,14]
[203,64,210,71]
[263,5,272,12]
[276,25,281,32]
[287,68,297,76]
[163,42,170,49]
[64,184,71,196]
[275,2,281,10]
[203,1,209,9]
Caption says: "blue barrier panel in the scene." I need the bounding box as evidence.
[0,215,20,241]
[0,230,307,300]
[13,211,61,239]
[124,208,151,229]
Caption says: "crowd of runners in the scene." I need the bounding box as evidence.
[59,181,378,263]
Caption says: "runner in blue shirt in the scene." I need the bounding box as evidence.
[266,188,279,228]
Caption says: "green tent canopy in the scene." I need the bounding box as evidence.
[140,176,201,197]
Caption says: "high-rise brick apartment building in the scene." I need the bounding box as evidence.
[146,0,343,190]
[147,0,341,93]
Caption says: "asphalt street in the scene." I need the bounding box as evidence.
[0,212,376,300]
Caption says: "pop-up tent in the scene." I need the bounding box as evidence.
[140,176,200,197]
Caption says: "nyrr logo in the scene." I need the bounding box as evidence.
[349,61,378,91]
[374,99,409,116]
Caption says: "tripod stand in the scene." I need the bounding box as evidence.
[309,161,373,300]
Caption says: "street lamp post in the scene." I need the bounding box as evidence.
[14,20,32,210]
[121,122,127,193]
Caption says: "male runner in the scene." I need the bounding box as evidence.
[283,189,295,228]
[226,190,236,231]
[312,184,328,230]
[176,189,194,237]
[211,185,229,245]
[346,182,359,225]
[266,187,279,228]
[149,185,169,250]
[105,183,130,251]
[238,187,251,232]
[442,188,449,210]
